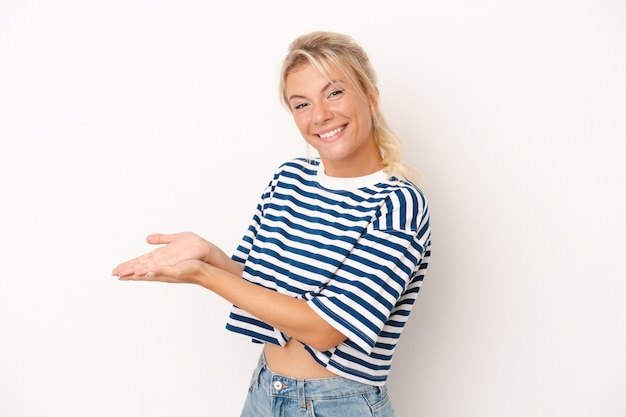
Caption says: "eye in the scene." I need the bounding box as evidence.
[328,89,344,100]
[293,102,309,111]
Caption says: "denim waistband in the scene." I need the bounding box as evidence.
[250,353,382,410]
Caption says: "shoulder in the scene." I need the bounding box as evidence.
[379,177,428,208]
[275,157,320,175]
[266,158,322,189]
[373,178,429,232]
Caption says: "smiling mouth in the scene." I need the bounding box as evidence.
[318,125,345,140]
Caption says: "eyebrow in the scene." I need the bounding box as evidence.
[287,79,343,102]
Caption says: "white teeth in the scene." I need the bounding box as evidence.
[318,126,344,139]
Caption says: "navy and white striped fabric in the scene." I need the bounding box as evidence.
[226,158,431,385]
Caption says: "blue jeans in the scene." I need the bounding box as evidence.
[239,354,394,417]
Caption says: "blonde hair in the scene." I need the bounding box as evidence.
[279,31,424,188]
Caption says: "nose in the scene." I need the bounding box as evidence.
[313,102,333,125]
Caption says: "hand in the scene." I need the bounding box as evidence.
[112,232,216,278]
[117,259,208,285]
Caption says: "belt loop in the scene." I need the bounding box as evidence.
[251,355,265,389]
[297,379,306,411]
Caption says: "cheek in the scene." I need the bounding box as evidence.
[292,115,310,135]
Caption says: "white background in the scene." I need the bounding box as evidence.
[1,1,624,416]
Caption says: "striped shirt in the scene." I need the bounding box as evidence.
[226,158,431,385]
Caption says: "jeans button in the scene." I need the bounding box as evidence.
[273,381,282,390]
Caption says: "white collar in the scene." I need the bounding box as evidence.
[315,160,389,190]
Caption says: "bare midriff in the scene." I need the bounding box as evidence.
[263,339,338,379]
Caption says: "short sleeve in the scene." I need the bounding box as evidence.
[306,186,430,354]
[231,168,282,264]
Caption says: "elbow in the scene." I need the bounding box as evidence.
[306,329,347,352]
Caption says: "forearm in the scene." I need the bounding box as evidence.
[205,251,244,277]
[116,249,345,351]
[198,264,346,351]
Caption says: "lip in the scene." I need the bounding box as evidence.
[316,124,347,143]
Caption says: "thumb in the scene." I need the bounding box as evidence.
[144,266,187,284]
[144,266,172,279]
[146,233,175,245]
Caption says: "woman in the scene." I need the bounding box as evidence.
[113,31,431,417]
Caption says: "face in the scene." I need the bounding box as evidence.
[284,63,382,177]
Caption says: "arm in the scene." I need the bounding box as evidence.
[112,169,347,351]
[111,232,244,277]
[117,259,347,351]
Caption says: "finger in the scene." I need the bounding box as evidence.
[147,265,180,278]
[112,254,150,274]
[141,267,178,283]
[146,233,176,245]
[144,271,158,279]
[112,254,155,277]
[112,266,141,278]
[116,267,162,281]
[112,260,138,277]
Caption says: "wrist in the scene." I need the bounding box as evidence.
[204,244,230,269]
[194,263,215,288]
